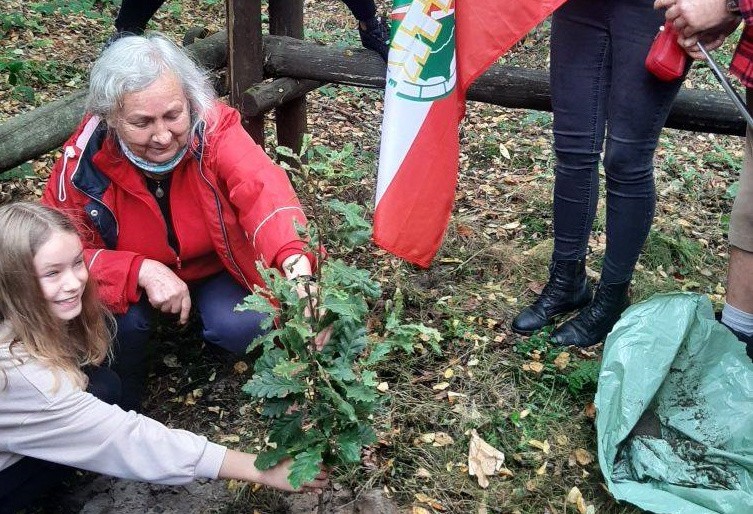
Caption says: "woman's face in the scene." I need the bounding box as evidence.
[115,72,191,164]
[33,230,88,322]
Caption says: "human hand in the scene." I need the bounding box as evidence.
[294,278,333,351]
[281,254,332,350]
[137,259,191,324]
[677,16,741,58]
[258,458,329,493]
[655,0,738,37]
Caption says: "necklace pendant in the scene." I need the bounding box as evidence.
[155,185,164,198]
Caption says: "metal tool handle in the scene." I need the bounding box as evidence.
[697,41,753,129]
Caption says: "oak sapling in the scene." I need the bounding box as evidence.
[237,138,441,490]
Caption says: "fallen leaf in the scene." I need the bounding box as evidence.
[573,448,593,466]
[415,467,432,479]
[163,354,180,368]
[433,382,451,391]
[567,486,583,505]
[418,433,435,444]
[415,493,445,511]
[528,439,551,454]
[433,432,454,446]
[468,429,505,488]
[553,352,570,370]
[536,461,548,475]
[218,434,240,444]
[523,361,545,373]
[233,361,249,374]
[583,403,597,419]
[519,409,530,419]
[411,507,431,514]
[444,368,455,378]
[377,382,389,392]
[499,142,511,160]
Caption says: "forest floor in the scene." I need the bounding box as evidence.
[0,1,747,513]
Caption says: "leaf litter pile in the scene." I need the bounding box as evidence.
[0,1,744,513]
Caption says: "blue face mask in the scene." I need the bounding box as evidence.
[117,136,189,175]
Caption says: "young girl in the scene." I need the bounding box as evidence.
[0,202,327,514]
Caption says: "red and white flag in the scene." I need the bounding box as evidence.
[374,0,566,267]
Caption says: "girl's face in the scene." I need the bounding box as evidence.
[114,72,191,164]
[33,230,88,321]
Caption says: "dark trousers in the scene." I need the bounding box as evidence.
[112,271,268,412]
[115,0,378,34]
[0,367,121,514]
[549,0,685,284]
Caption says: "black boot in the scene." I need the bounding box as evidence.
[511,259,592,335]
[716,311,753,361]
[551,281,630,348]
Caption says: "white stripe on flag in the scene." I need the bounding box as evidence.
[376,96,431,206]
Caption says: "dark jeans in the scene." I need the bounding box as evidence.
[115,0,377,34]
[112,270,268,412]
[549,0,685,284]
[0,367,121,514]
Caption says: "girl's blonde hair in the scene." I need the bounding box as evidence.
[0,202,111,387]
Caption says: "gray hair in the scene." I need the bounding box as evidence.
[86,32,216,136]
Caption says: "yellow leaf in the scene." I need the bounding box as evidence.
[415,467,432,479]
[567,486,583,505]
[536,461,548,475]
[433,432,454,447]
[218,434,240,444]
[233,361,249,374]
[433,382,451,391]
[468,429,505,488]
[556,434,569,446]
[528,439,550,454]
[499,142,511,160]
[519,409,530,419]
[419,433,436,444]
[525,361,544,374]
[444,368,455,378]
[573,448,594,466]
[412,507,431,514]
[553,352,570,370]
[414,493,445,510]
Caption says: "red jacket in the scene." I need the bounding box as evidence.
[42,102,310,313]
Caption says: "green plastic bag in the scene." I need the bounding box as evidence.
[596,293,753,514]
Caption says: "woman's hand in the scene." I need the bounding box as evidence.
[137,259,191,324]
[281,254,333,350]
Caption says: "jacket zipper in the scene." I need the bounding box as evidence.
[196,145,251,290]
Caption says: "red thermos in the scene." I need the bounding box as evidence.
[645,21,688,81]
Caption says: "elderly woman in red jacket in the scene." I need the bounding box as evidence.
[42,33,320,412]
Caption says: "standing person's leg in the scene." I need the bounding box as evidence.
[511,0,610,334]
[722,111,753,356]
[0,367,122,514]
[115,0,166,34]
[341,0,389,61]
[551,0,685,347]
[192,271,269,356]
[111,296,155,412]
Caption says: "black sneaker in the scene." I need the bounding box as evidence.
[359,16,390,61]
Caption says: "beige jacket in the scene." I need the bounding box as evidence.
[0,322,225,483]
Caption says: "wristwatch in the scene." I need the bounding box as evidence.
[727,0,741,14]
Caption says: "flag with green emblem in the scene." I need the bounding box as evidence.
[374,0,566,267]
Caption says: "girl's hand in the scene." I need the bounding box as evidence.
[258,458,329,493]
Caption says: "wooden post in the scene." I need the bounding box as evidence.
[227,0,264,144]
[268,0,307,156]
